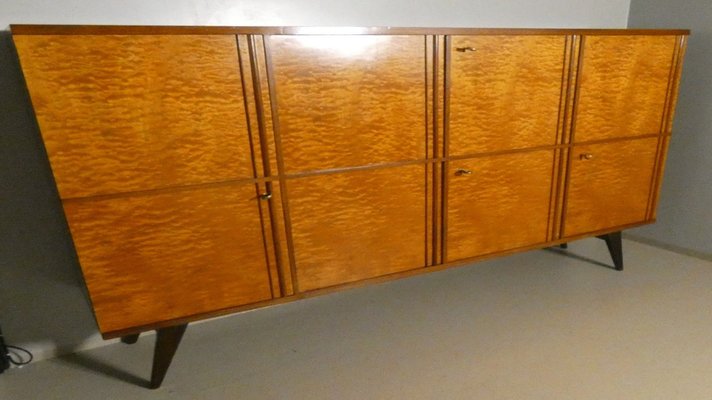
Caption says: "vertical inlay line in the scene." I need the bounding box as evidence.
[262,35,300,293]
[237,34,276,298]
[248,35,287,296]
[559,34,585,238]
[441,35,451,263]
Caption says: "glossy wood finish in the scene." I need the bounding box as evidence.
[648,135,672,221]
[449,36,566,155]
[11,25,691,36]
[11,25,688,338]
[287,166,426,291]
[648,36,687,220]
[63,184,273,333]
[269,35,427,172]
[11,26,691,391]
[14,34,253,199]
[551,35,582,241]
[574,35,677,142]
[446,150,554,261]
[564,137,659,236]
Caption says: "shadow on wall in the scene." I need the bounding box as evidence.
[0,31,99,358]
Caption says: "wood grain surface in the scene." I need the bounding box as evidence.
[449,36,566,155]
[550,36,582,240]
[287,165,426,291]
[647,136,671,220]
[564,137,658,236]
[11,28,689,336]
[63,184,272,333]
[446,150,554,261]
[14,34,253,199]
[269,35,427,172]
[574,35,677,142]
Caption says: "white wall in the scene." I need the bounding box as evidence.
[627,0,712,258]
[1,0,631,29]
[0,0,632,363]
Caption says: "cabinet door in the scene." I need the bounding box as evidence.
[447,150,554,262]
[287,166,426,291]
[63,184,273,334]
[14,34,253,199]
[564,137,659,236]
[449,35,566,155]
[269,35,427,172]
[574,35,677,142]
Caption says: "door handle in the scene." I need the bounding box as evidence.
[455,47,477,53]
[454,169,473,176]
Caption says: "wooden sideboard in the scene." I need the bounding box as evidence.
[11,25,688,388]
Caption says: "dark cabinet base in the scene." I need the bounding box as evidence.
[558,231,624,271]
[597,231,624,271]
[121,324,188,389]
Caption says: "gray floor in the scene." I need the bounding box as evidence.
[2,238,711,399]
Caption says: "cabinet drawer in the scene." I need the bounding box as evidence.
[564,137,659,236]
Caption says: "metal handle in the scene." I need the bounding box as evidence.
[455,46,477,53]
[455,168,473,176]
[580,153,594,160]
[259,192,272,201]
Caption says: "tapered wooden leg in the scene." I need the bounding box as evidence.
[121,333,140,344]
[150,324,187,389]
[597,231,623,271]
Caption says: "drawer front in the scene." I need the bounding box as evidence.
[449,35,566,155]
[287,165,426,291]
[269,35,427,172]
[447,150,554,261]
[14,34,254,198]
[63,183,273,334]
[564,137,659,236]
[574,35,677,142]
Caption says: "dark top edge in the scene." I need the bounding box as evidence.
[10,24,690,36]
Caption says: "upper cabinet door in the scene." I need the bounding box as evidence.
[14,35,253,199]
[268,35,427,173]
[449,35,566,155]
[574,35,677,142]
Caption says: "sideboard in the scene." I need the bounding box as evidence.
[11,25,688,388]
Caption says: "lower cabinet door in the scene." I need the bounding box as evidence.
[564,137,659,236]
[287,165,426,291]
[446,150,554,262]
[63,183,274,334]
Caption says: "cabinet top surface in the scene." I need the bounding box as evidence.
[10,25,690,36]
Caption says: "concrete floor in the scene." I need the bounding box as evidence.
[1,238,711,399]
